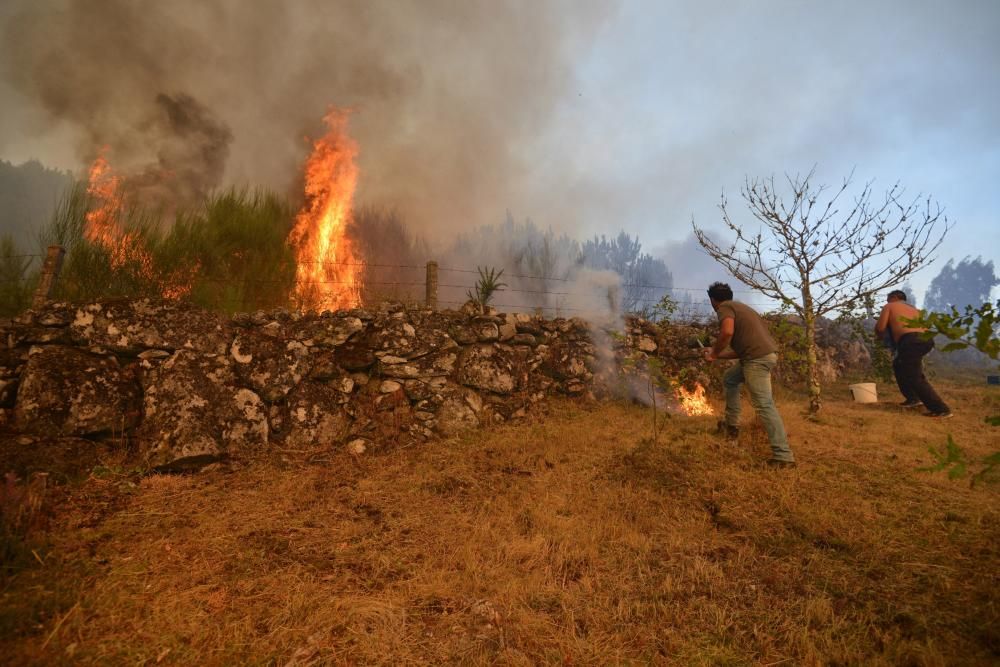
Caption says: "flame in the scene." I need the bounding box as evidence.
[84,151,124,256]
[677,383,714,416]
[288,109,362,311]
[83,150,194,298]
[85,150,153,273]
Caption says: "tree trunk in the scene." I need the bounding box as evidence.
[804,314,822,413]
[801,287,822,413]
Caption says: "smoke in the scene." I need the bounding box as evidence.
[128,93,233,210]
[1,0,611,235]
[0,2,234,211]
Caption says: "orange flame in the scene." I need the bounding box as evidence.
[85,151,124,255]
[85,150,153,273]
[677,383,714,416]
[83,150,194,298]
[288,109,362,311]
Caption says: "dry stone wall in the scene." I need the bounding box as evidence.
[0,298,717,473]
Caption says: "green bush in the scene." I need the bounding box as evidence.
[0,236,36,318]
[39,185,298,313]
[159,188,297,313]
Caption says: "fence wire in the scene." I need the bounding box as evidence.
[6,248,876,316]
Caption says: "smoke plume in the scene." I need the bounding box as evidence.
[1,0,610,235]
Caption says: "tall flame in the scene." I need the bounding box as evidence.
[677,383,714,416]
[288,110,362,311]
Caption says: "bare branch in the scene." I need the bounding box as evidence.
[693,168,952,412]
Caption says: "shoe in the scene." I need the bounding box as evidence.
[899,400,922,408]
[714,420,739,441]
[924,411,954,419]
[766,459,797,469]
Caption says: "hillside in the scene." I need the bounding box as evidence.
[2,381,998,665]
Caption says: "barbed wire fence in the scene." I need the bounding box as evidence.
[3,245,899,321]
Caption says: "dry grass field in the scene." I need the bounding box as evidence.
[2,379,998,665]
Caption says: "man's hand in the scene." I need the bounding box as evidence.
[703,348,717,362]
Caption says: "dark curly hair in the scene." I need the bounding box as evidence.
[707,282,734,302]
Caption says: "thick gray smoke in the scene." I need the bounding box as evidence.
[1,0,610,233]
[128,93,233,210]
[1,2,234,211]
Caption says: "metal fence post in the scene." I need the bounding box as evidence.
[425,260,438,310]
[31,245,66,310]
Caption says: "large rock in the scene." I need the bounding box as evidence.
[291,315,365,348]
[498,313,518,341]
[282,382,353,449]
[436,387,482,435]
[539,341,596,382]
[369,314,456,359]
[14,345,141,437]
[455,344,518,395]
[336,338,378,375]
[380,348,459,379]
[68,299,231,354]
[230,330,311,403]
[139,350,267,469]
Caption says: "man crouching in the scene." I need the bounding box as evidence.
[703,282,796,468]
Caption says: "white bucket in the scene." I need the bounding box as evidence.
[849,382,878,403]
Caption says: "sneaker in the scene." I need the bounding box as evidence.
[766,459,797,469]
[899,400,922,408]
[924,411,954,419]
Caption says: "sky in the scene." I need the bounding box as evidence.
[1,0,997,303]
[546,0,1000,301]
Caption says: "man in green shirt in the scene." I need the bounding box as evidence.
[703,282,796,468]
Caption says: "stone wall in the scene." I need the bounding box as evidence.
[0,299,716,473]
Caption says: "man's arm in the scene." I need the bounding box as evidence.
[875,304,892,337]
[706,317,736,360]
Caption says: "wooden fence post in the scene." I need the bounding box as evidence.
[607,285,620,317]
[31,245,66,310]
[425,260,438,310]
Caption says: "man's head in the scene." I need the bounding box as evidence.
[707,282,734,309]
[887,289,907,303]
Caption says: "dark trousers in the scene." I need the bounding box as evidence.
[892,351,920,403]
[892,334,949,413]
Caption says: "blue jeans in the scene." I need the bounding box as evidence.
[723,353,795,462]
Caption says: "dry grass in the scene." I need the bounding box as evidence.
[1,380,998,665]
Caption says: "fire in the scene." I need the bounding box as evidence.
[288,109,362,311]
[677,383,714,416]
[84,151,124,255]
[84,150,152,273]
[83,150,193,298]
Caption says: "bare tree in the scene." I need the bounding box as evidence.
[693,168,950,413]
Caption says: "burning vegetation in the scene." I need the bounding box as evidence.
[677,383,714,416]
[287,110,363,311]
[73,109,365,312]
[27,103,715,416]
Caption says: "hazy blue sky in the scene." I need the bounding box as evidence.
[540,0,1000,299]
[1,0,997,302]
